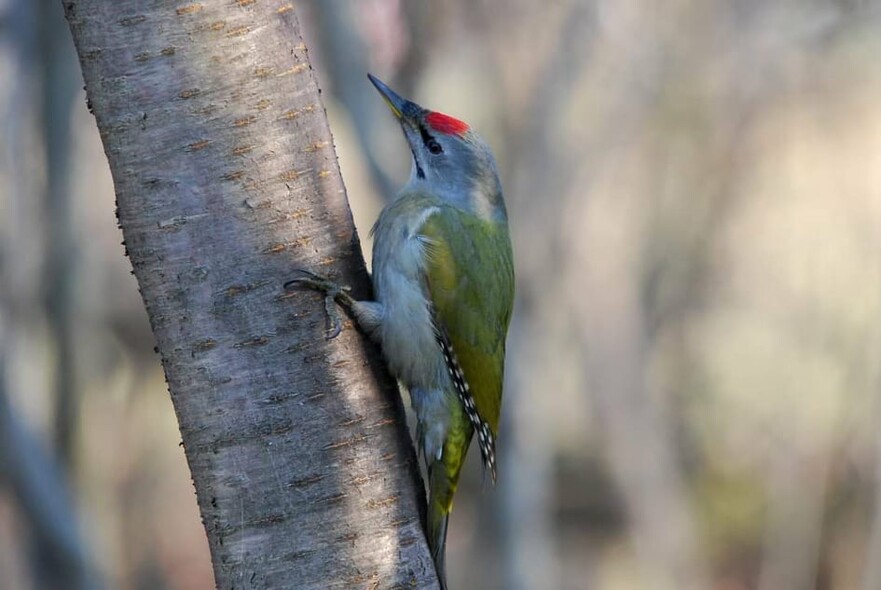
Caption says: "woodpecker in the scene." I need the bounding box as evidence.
[286,74,514,587]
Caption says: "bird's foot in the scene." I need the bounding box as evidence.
[284,269,354,339]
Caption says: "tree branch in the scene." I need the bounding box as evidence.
[62,1,438,587]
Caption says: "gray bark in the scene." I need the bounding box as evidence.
[62,1,438,588]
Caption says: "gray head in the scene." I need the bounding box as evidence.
[369,74,506,222]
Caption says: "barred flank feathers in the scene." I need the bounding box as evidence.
[436,336,497,482]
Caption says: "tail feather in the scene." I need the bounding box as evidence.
[427,500,449,589]
[427,459,457,590]
[422,403,473,588]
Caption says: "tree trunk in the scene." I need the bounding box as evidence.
[62,1,438,588]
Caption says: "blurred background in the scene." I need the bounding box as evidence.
[1,0,880,588]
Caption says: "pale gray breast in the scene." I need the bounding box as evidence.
[370,205,449,392]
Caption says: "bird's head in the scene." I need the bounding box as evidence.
[369,74,505,221]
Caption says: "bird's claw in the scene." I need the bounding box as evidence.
[322,296,345,340]
[284,269,352,340]
[284,269,332,291]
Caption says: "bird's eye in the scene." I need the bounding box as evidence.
[427,139,444,155]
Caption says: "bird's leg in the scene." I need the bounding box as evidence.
[284,269,356,339]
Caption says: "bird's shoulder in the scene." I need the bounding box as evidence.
[370,190,445,238]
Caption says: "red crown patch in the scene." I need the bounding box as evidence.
[425,111,470,136]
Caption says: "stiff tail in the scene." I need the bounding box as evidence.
[427,488,450,590]
[427,450,464,590]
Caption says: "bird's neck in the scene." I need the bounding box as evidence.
[402,176,506,223]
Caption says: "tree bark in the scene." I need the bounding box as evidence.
[62,1,438,588]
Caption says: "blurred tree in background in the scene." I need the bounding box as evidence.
[1,0,881,589]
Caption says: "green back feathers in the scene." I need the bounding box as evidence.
[419,200,514,436]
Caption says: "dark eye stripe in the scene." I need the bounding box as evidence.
[418,124,433,144]
[419,125,444,154]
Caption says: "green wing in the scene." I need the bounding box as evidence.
[419,205,514,439]
[417,201,513,560]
